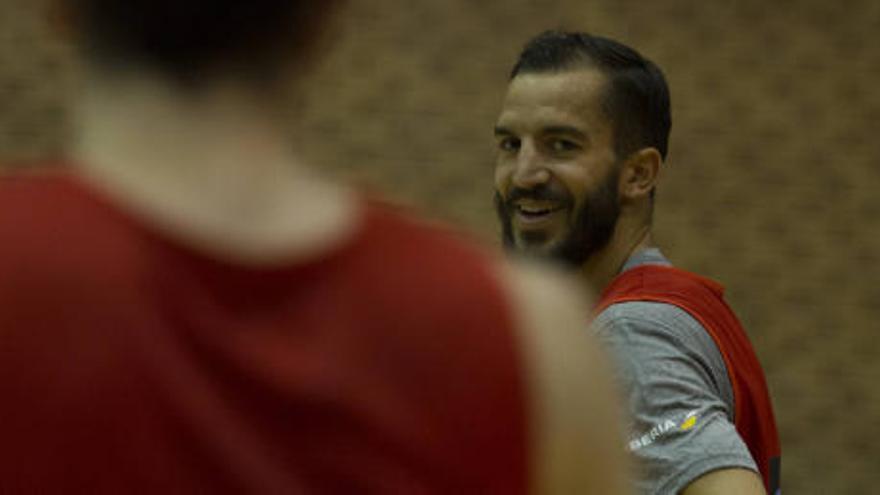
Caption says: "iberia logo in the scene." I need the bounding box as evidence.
[628,410,701,451]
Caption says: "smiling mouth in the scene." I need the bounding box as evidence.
[514,203,566,225]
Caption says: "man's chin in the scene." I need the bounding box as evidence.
[513,237,563,258]
[511,235,590,268]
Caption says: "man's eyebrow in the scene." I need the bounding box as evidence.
[542,125,588,140]
[494,126,514,137]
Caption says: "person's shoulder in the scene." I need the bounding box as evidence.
[356,198,502,286]
[597,297,696,329]
[498,260,630,494]
[0,169,138,290]
[0,166,84,217]
[353,199,586,337]
[499,258,592,327]
[0,166,65,200]
[595,298,715,349]
[497,258,598,372]
[365,203,595,332]
[0,169,76,249]
[363,198,493,259]
[594,298,732,397]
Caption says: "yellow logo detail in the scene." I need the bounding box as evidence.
[680,415,698,431]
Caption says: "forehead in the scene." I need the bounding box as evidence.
[497,69,609,133]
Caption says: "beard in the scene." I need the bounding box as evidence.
[494,167,621,268]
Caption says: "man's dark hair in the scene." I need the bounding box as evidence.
[72,0,342,84]
[511,31,671,160]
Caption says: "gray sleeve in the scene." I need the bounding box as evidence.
[594,302,758,495]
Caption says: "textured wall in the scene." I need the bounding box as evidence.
[3,0,880,492]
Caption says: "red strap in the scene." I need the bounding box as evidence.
[595,265,781,493]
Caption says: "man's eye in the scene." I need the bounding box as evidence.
[499,137,521,152]
[549,139,579,152]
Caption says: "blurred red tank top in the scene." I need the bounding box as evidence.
[596,265,781,494]
[0,171,528,494]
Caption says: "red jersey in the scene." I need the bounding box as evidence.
[0,172,528,494]
[596,265,781,494]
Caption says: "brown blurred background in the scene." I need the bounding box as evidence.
[2,0,879,492]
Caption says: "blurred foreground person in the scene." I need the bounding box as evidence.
[0,4,627,493]
[493,31,780,494]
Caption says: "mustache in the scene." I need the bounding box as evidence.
[502,186,573,209]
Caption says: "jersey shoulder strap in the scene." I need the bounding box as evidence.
[596,264,781,494]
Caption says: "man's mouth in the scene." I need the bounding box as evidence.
[513,201,567,226]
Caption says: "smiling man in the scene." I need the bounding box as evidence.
[494,31,781,495]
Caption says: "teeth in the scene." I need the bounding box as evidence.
[517,203,557,215]
[520,207,549,214]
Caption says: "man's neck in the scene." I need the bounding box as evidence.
[580,219,653,294]
[73,72,358,265]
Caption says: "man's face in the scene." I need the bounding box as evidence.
[494,69,622,267]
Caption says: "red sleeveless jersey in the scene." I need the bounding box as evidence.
[595,265,781,494]
[0,173,528,494]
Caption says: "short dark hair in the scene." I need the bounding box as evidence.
[511,31,671,160]
[72,0,342,84]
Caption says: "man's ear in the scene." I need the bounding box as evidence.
[618,148,662,201]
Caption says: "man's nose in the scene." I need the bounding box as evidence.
[511,142,550,189]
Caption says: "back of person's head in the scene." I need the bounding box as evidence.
[69,0,343,85]
[511,31,671,161]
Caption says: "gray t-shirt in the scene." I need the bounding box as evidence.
[594,248,758,494]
